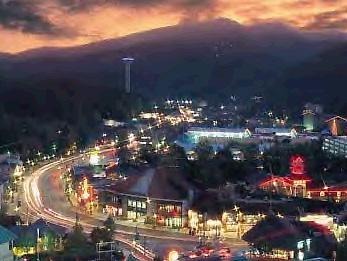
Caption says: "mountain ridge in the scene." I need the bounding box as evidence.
[1,18,347,120]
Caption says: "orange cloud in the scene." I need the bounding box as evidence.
[1,0,346,53]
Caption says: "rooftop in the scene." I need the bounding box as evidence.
[0,224,17,244]
[101,166,194,201]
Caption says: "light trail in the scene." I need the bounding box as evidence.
[21,113,207,259]
[22,147,200,261]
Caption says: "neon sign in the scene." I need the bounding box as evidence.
[290,155,305,175]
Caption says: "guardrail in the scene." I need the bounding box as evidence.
[116,236,156,260]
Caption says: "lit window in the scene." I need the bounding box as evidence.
[320,191,325,197]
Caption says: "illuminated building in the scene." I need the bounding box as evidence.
[10,219,65,257]
[325,116,347,136]
[89,150,116,167]
[0,225,16,261]
[307,186,347,202]
[303,110,317,131]
[259,155,311,197]
[103,119,125,127]
[176,127,252,153]
[187,127,252,143]
[0,153,24,209]
[98,167,195,228]
[71,165,106,179]
[259,155,347,202]
[302,103,322,131]
[242,214,336,260]
[322,136,347,157]
[255,127,297,138]
[332,213,347,242]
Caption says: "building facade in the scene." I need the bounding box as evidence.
[99,167,194,228]
[259,155,347,203]
[303,110,317,131]
[322,136,347,157]
[0,225,16,261]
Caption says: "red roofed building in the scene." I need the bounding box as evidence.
[259,155,311,197]
[98,166,196,228]
[259,155,347,202]
[307,186,347,203]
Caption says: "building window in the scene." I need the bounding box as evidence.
[320,191,325,197]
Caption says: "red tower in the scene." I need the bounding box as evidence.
[289,155,311,197]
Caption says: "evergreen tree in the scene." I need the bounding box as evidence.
[64,222,94,258]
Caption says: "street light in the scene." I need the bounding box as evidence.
[153,213,157,226]
[233,205,240,212]
[168,250,179,261]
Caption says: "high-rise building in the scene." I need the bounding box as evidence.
[122,57,134,93]
[303,110,316,131]
[302,103,322,131]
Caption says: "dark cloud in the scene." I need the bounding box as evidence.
[57,0,112,11]
[304,7,347,30]
[57,0,222,22]
[0,0,59,34]
[174,0,223,23]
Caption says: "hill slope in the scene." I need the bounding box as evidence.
[0,18,346,120]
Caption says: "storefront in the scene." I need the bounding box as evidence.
[127,198,147,221]
[156,201,183,228]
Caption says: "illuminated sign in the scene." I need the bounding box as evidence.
[290,155,305,175]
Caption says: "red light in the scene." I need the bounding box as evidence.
[290,155,305,175]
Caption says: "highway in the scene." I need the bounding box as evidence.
[21,148,246,259]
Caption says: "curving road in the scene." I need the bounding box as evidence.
[21,149,246,259]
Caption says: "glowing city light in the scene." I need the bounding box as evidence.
[89,152,100,165]
[168,250,179,261]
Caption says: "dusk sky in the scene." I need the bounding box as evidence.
[1,0,346,53]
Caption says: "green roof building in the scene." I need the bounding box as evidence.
[0,224,17,261]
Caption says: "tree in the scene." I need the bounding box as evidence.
[90,227,111,245]
[90,216,116,250]
[64,223,94,258]
[195,140,213,162]
[104,215,116,236]
[336,237,347,261]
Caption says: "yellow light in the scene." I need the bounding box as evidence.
[168,250,179,261]
[82,191,90,200]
